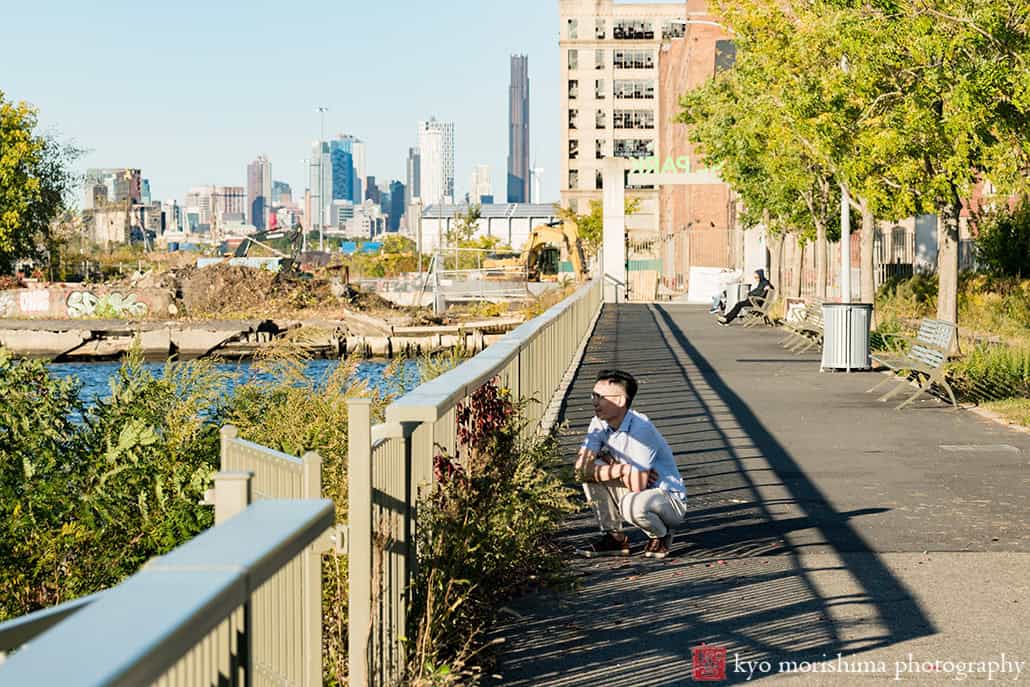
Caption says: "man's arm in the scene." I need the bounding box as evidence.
[621,466,650,492]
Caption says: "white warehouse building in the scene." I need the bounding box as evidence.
[417,203,562,253]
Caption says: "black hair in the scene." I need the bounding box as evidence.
[595,369,638,406]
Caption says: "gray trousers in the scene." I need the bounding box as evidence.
[583,481,688,538]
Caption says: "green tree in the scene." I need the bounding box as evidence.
[555,197,639,257]
[973,201,1030,278]
[381,234,415,254]
[0,92,81,274]
[444,203,481,246]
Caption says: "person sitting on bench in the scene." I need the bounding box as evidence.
[718,269,773,325]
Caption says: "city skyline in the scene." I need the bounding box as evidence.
[0,1,560,208]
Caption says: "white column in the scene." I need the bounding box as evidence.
[601,159,627,303]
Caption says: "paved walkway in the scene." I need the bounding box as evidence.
[488,304,1030,685]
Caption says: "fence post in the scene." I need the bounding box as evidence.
[214,471,252,525]
[301,451,323,687]
[219,424,239,471]
[348,400,373,687]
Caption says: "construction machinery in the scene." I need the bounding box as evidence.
[484,220,589,282]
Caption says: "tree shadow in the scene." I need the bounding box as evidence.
[489,303,935,686]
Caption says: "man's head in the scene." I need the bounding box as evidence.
[592,369,638,425]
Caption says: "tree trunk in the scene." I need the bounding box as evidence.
[794,241,804,298]
[937,197,961,326]
[768,231,783,296]
[814,221,827,299]
[858,196,876,305]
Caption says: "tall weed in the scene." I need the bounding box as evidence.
[407,381,576,685]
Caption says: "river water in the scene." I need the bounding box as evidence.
[49,360,422,406]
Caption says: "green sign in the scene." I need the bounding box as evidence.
[629,155,692,175]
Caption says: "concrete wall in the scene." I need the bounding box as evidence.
[0,286,173,319]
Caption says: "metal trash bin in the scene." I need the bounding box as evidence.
[821,303,873,372]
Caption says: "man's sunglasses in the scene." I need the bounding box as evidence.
[590,391,624,402]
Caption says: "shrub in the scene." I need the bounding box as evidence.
[407,381,576,685]
[949,344,1030,402]
[0,350,225,619]
[973,201,1030,278]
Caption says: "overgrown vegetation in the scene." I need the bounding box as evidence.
[407,381,576,685]
[871,274,1030,420]
[973,201,1030,279]
[0,350,224,618]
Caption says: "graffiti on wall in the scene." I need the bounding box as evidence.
[0,293,14,317]
[67,291,148,318]
[19,290,50,313]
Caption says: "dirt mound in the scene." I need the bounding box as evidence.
[176,264,279,316]
[171,263,407,319]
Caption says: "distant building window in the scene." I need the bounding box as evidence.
[568,18,578,40]
[662,21,686,40]
[716,40,737,73]
[595,139,607,160]
[595,79,606,100]
[613,49,655,70]
[568,49,578,70]
[614,79,655,100]
[569,169,579,189]
[568,109,579,130]
[569,139,579,160]
[595,18,606,39]
[614,109,654,130]
[596,109,607,129]
[568,79,579,99]
[609,20,650,39]
[595,49,606,70]
[614,139,655,159]
[613,20,654,40]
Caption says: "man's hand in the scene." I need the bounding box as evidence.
[574,447,597,482]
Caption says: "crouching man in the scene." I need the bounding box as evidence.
[574,369,688,558]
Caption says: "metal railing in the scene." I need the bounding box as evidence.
[0,429,332,687]
[0,498,334,687]
[219,426,326,687]
[346,278,603,686]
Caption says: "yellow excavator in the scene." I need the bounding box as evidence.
[484,220,588,282]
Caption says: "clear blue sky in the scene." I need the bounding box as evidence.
[0,0,560,207]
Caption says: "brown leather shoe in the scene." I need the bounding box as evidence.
[577,532,631,558]
[650,533,674,559]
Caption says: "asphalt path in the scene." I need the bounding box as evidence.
[488,304,1030,686]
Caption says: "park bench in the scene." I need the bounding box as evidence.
[741,287,777,328]
[867,318,958,410]
[780,299,824,353]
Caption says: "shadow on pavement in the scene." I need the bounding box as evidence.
[488,304,936,686]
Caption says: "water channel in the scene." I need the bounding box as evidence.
[49,359,422,406]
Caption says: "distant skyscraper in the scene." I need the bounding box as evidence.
[310,141,332,232]
[84,168,141,208]
[508,55,530,203]
[406,147,421,203]
[351,139,366,203]
[418,118,454,203]
[418,125,445,205]
[272,180,292,204]
[389,180,405,232]
[247,155,272,229]
[141,179,152,205]
[469,165,493,205]
[329,138,355,203]
[365,176,379,203]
